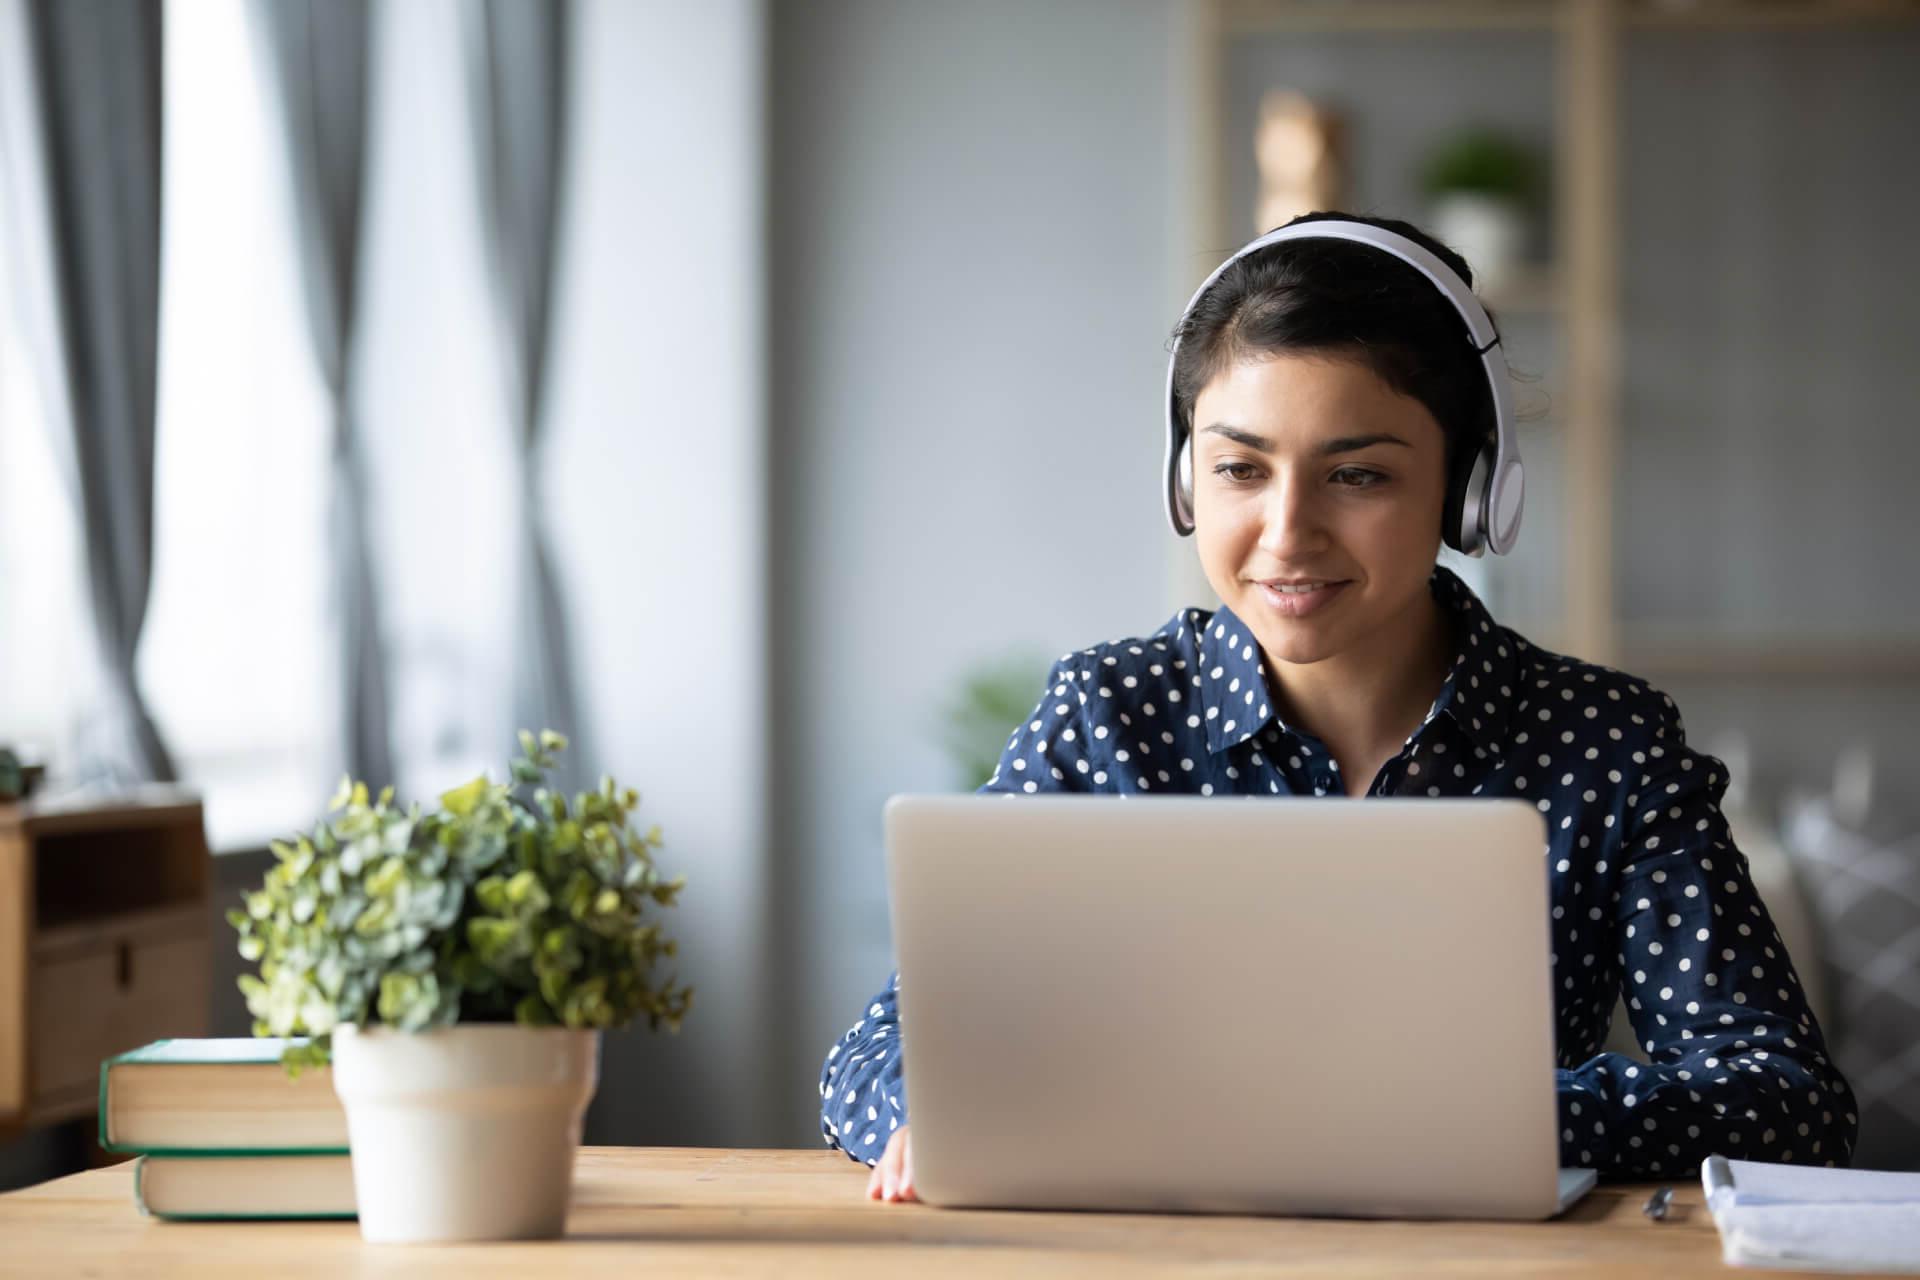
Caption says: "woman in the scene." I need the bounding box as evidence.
[821,211,1858,1202]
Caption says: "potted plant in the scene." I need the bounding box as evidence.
[938,654,1050,790]
[1417,126,1543,296]
[0,745,46,800]
[230,730,691,1243]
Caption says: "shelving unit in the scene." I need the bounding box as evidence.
[0,788,211,1138]
[1478,264,1564,316]
[1173,0,1920,680]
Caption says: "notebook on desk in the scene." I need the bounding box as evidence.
[1703,1156,1920,1273]
[885,794,1599,1221]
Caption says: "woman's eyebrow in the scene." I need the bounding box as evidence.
[1199,424,1412,456]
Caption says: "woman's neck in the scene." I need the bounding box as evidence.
[1263,586,1457,768]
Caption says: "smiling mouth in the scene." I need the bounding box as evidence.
[1252,578,1352,618]
[1255,579,1349,594]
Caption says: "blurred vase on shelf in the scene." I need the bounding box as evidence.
[1254,89,1346,235]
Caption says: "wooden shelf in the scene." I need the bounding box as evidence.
[1494,624,1920,679]
[1626,0,1920,28]
[1618,630,1920,679]
[1222,0,1558,33]
[1221,0,1919,33]
[1,793,211,1138]
[0,784,202,840]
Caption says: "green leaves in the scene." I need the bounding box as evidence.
[1418,127,1542,205]
[229,730,693,1073]
[439,775,490,817]
[940,655,1052,791]
[377,971,446,1031]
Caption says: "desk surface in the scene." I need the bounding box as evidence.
[0,1146,1839,1277]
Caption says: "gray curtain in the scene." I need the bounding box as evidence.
[0,0,174,783]
[463,0,590,785]
[251,0,394,789]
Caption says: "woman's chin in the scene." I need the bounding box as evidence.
[1245,624,1342,668]
[1232,589,1347,653]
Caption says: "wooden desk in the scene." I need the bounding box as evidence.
[0,1146,1855,1277]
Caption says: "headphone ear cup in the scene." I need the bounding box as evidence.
[1177,437,1195,524]
[1443,438,1492,555]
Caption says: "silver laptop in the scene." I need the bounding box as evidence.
[884,794,1598,1221]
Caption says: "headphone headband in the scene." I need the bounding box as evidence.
[1163,219,1524,556]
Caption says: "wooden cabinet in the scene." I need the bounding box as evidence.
[0,790,210,1136]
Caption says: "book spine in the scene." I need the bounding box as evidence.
[97,1061,113,1151]
[130,1156,358,1222]
[127,1143,351,1157]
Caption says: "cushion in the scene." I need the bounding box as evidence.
[1782,783,1920,1172]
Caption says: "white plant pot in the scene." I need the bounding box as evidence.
[1427,193,1529,296]
[330,1023,601,1244]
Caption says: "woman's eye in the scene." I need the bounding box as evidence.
[1332,468,1385,488]
[1210,463,1385,488]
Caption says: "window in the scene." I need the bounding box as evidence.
[0,203,95,772]
[138,0,337,850]
[8,0,533,849]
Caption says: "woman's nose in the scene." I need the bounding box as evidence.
[1255,469,1327,559]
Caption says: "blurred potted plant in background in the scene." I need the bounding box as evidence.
[1418,126,1543,297]
[940,655,1050,790]
[0,746,47,801]
[231,730,690,1243]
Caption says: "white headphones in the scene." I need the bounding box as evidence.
[1164,219,1524,557]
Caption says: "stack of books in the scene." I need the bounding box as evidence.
[99,1038,353,1221]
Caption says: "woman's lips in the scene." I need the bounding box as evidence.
[1255,580,1350,618]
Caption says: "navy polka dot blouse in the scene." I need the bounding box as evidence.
[820,565,1859,1179]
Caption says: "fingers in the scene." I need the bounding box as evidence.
[866,1131,901,1201]
[869,1127,917,1203]
[879,1129,904,1201]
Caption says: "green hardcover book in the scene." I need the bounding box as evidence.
[99,1039,349,1156]
[134,1153,356,1221]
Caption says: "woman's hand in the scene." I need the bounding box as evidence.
[865,1125,916,1203]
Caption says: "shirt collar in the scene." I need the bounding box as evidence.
[1422,564,1519,759]
[1197,565,1518,759]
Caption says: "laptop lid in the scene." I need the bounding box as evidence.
[885,793,1585,1220]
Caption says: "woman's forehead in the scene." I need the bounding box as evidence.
[1193,354,1444,449]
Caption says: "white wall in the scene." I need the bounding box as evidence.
[768,0,1187,1144]
[547,0,770,1146]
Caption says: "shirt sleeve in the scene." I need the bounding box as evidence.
[819,971,907,1164]
[1558,692,1859,1178]
[818,658,1096,1163]
[979,655,1099,795]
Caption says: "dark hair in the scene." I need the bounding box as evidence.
[1169,210,1502,479]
